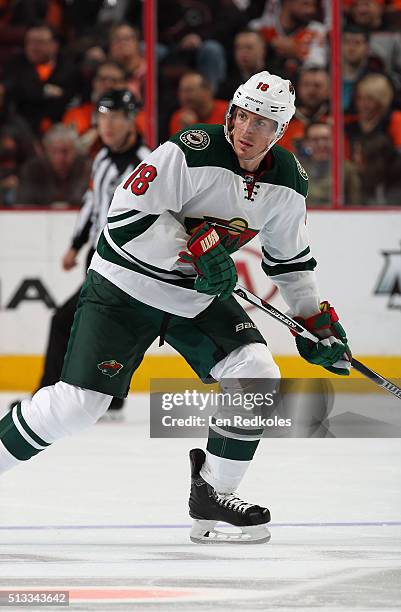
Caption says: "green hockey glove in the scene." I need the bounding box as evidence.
[294,301,352,376]
[179,222,237,300]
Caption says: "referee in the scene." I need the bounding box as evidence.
[38,89,151,417]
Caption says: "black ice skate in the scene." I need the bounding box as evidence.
[189,448,271,544]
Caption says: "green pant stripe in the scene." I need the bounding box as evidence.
[207,428,260,461]
[262,245,310,264]
[262,257,317,277]
[0,412,43,461]
[16,403,50,447]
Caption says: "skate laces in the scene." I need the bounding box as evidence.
[214,492,255,514]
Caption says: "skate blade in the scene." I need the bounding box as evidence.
[190,520,271,545]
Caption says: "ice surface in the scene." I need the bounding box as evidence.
[0,392,400,611]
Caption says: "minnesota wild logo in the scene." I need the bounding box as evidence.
[97,359,124,377]
[179,129,210,150]
[185,216,258,253]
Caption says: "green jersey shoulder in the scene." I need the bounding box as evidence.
[169,123,308,198]
[270,146,308,198]
[169,124,233,171]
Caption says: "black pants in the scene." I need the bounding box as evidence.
[37,286,124,410]
[38,289,81,389]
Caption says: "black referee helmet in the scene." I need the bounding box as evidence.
[96,89,139,119]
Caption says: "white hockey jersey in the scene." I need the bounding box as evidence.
[90,124,319,317]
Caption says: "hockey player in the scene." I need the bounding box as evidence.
[0,72,351,544]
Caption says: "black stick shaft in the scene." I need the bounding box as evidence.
[233,285,401,400]
[351,358,401,399]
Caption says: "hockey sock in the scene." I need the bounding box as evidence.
[0,382,112,475]
[200,423,262,493]
[0,402,51,472]
[199,373,278,493]
[201,344,281,494]
[200,377,265,493]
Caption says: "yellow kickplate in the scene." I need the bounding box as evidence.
[0,355,400,393]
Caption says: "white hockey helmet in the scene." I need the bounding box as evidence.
[225,71,296,151]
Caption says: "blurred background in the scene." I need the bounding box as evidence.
[0,0,400,395]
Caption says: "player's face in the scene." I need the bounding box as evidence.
[232,109,277,168]
[97,110,135,150]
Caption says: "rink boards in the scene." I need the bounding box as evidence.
[0,210,400,390]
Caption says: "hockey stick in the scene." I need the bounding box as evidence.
[233,284,401,400]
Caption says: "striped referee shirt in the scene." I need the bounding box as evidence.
[71,139,151,252]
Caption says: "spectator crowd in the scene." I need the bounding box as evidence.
[1,0,401,208]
